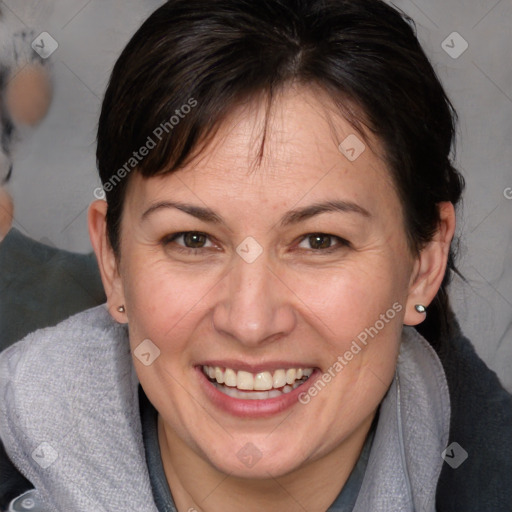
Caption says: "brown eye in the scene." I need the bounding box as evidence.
[182,232,207,248]
[162,231,215,253]
[297,233,350,252]
[308,234,332,250]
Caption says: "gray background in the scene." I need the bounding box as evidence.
[3,0,511,390]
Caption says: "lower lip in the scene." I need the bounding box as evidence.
[197,367,320,418]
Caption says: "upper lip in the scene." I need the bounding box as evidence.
[196,360,317,373]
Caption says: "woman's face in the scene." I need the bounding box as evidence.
[113,86,418,478]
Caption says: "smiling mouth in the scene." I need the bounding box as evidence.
[201,365,314,400]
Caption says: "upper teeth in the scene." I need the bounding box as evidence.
[202,365,313,391]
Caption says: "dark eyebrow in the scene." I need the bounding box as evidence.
[141,199,370,226]
[141,201,224,224]
[278,200,371,228]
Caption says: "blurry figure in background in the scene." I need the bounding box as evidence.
[0,5,53,241]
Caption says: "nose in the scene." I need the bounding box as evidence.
[212,252,297,348]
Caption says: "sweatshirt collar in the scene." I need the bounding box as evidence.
[352,327,451,512]
[0,306,450,512]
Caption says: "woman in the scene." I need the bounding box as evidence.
[1,0,511,511]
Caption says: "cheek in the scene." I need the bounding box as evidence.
[120,240,410,365]
[292,262,406,340]
[121,254,220,351]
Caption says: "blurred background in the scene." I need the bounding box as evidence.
[2,0,511,389]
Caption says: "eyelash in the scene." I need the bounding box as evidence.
[162,231,351,255]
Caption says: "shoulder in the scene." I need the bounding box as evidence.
[437,315,512,428]
[0,304,128,422]
[0,305,155,510]
[434,315,512,511]
[0,228,105,352]
[0,305,130,494]
[0,304,125,381]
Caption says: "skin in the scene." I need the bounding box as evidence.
[0,187,13,242]
[89,84,455,512]
[6,64,53,126]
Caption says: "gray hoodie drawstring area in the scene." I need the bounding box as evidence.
[0,305,450,512]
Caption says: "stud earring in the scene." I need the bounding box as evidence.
[414,304,426,314]
[117,305,126,313]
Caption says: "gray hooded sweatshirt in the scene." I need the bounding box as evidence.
[0,305,450,511]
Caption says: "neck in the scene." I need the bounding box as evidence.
[157,411,376,512]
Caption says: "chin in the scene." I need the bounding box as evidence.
[209,448,304,480]
[194,428,317,480]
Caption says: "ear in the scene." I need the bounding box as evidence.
[88,200,127,323]
[403,202,456,326]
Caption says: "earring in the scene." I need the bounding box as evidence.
[414,304,426,314]
[117,305,126,313]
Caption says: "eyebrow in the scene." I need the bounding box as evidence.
[141,199,371,226]
[278,200,370,227]
[141,201,224,224]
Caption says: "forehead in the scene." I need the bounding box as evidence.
[127,85,397,213]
